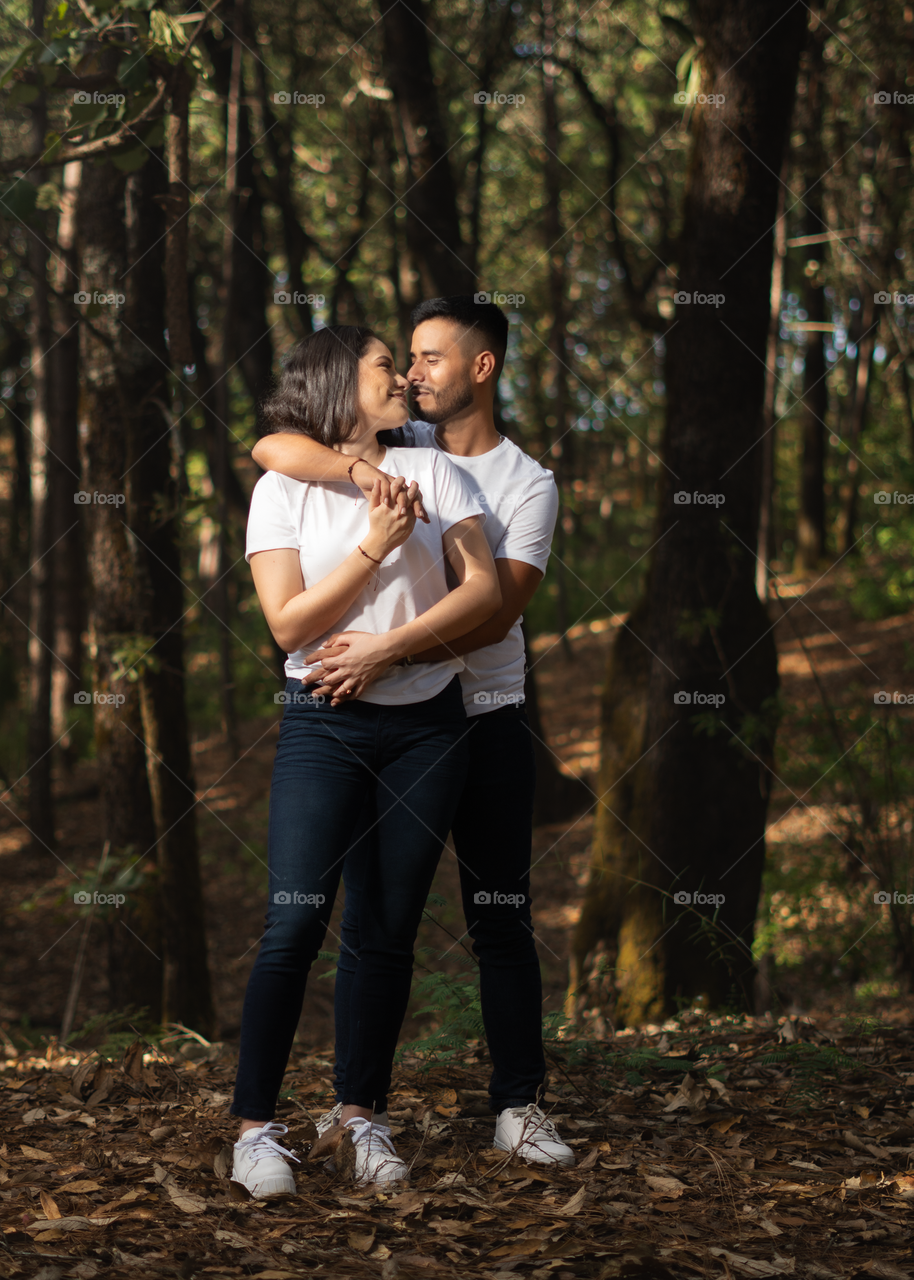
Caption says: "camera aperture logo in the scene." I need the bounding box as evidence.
[874,890,914,904]
[474,290,525,306]
[74,889,125,907]
[873,491,914,505]
[74,290,125,307]
[473,890,526,905]
[473,91,525,106]
[473,691,525,706]
[275,690,325,705]
[673,691,725,708]
[674,890,725,906]
[74,490,125,506]
[75,690,125,707]
[73,90,125,107]
[672,290,725,307]
[273,891,326,905]
[272,91,325,106]
[874,691,914,705]
[673,491,725,506]
[274,291,325,306]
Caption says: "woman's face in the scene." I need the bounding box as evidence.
[354,339,409,438]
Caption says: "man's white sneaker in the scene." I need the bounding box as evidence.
[494,1104,576,1166]
[345,1117,408,1185]
[231,1122,300,1198]
[316,1101,389,1135]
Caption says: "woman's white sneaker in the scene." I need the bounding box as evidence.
[494,1104,576,1166]
[345,1117,408,1185]
[231,1122,300,1198]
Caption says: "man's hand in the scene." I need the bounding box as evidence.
[303,631,399,704]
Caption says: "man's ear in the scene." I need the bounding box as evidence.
[475,350,497,383]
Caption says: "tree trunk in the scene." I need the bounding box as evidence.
[541,32,573,661]
[25,10,56,853]
[569,0,803,1027]
[755,181,786,600]
[50,161,84,768]
[124,151,216,1037]
[77,158,162,1018]
[380,0,474,295]
[522,622,591,824]
[840,291,876,554]
[795,24,829,571]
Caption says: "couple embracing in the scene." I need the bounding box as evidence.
[230,295,574,1196]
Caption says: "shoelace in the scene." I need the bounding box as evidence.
[238,1121,301,1166]
[345,1118,397,1156]
[512,1104,562,1143]
[317,1102,343,1131]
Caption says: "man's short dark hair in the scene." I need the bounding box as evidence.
[410,295,509,378]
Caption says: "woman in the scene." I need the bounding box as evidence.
[231,325,500,1196]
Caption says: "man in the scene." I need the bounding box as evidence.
[252,295,572,1166]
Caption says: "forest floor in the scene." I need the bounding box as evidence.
[2,565,914,1278]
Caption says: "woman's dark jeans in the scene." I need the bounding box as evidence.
[231,676,468,1120]
[332,702,546,1114]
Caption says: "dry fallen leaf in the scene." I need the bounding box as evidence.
[347,1228,376,1251]
[709,1248,795,1276]
[39,1190,61,1219]
[163,1181,207,1214]
[57,1180,103,1193]
[20,1144,56,1161]
[642,1173,688,1198]
[557,1184,588,1215]
[25,1216,116,1234]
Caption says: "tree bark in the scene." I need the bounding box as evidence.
[755,182,786,599]
[77,158,162,1018]
[795,22,829,571]
[541,31,573,661]
[123,150,216,1037]
[25,2,56,853]
[380,0,474,296]
[570,0,803,1027]
[50,161,84,767]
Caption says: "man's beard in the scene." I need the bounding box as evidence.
[409,374,474,424]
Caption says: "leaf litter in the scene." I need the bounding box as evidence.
[1,1014,913,1278]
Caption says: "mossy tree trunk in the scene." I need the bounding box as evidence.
[570,0,804,1028]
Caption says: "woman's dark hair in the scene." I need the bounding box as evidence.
[260,325,377,445]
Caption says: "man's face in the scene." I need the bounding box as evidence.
[406,319,476,424]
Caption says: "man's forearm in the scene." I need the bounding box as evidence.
[413,615,510,662]
[253,432,359,484]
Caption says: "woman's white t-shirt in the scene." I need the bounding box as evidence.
[245,446,484,704]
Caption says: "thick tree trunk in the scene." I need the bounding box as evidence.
[78,158,162,1018]
[570,0,803,1027]
[381,0,474,296]
[123,156,216,1037]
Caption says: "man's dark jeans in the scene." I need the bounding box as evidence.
[333,702,546,1113]
[231,676,468,1120]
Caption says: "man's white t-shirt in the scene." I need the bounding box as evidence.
[389,422,558,717]
[245,446,484,705]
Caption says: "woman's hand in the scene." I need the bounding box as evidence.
[303,631,398,704]
[351,461,429,523]
[361,478,417,562]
